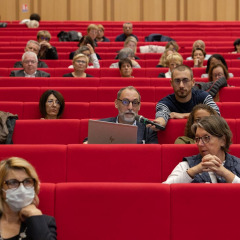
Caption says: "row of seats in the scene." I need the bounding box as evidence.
[0,86,239,102]
[2,101,240,120]
[1,144,240,183]
[10,118,240,144]
[36,182,240,240]
[3,67,240,77]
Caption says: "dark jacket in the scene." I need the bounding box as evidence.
[9,69,50,77]
[14,60,48,68]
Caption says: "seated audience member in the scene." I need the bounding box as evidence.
[186,40,211,60]
[115,36,140,59]
[20,13,40,28]
[83,86,158,144]
[201,54,234,78]
[37,30,58,59]
[175,104,218,144]
[69,35,101,60]
[10,51,50,77]
[63,53,93,78]
[192,47,206,68]
[119,58,134,78]
[0,157,57,238]
[115,22,138,42]
[158,52,183,78]
[156,48,174,67]
[68,45,100,68]
[164,115,240,183]
[39,89,65,119]
[96,24,110,42]
[165,41,179,52]
[152,65,220,129]
[232,38,240,53]
[110,48,141,68]
[14,40,48,68]
[87,24,98,46]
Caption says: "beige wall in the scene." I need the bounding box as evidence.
[0,0,240,21]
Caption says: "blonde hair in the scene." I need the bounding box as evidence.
[158,48,174,67]
[87,24,98,33]
[37,30,51,40]
[124,36,137,53]
[165,52,183,66]
[0,157,40,213]
[73,53,89,65]
[97,24,105,32]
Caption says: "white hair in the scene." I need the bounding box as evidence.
[22,51,38,62]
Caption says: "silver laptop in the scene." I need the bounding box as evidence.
[88,119,138,144]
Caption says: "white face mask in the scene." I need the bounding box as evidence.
[3,184,35,212]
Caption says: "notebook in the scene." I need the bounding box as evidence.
[88,119,138,144]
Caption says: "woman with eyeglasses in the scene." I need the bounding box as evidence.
[175,104,218,144]
[39,90,65,119]
[0,157,57,239]
[63,54,94,78]
[37,30,58,60]
[164,115,240,184]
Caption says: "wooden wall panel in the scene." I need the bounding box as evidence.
[216,0,237,20]
[69,0,90,20]
[0,0,17,21]
[92,0,105,20]
[186,0,215,21]
[142,0,164,21]
[18,0,31,20]
[165,0,179,21]
[113,0,141,21]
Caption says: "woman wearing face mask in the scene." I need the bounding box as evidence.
[0,157,57,239]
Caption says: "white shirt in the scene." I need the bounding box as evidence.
[163,161,240,184]
[24,71,37,77]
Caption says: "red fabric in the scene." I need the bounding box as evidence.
[55,182,170,240]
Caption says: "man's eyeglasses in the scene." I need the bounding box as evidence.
[75,60,87,64]
[173,78,191,85]
[194,135,211,144]
[118,98,140,107]
[213,73,224,78]
[23,60,37,64]
[40,36,50,41]
[4,178,35,189]
[47,99,60,106]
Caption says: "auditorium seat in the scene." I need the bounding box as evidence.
[55,182,170,240]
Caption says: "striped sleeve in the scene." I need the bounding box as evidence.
[203,94,220,115]
[155,102,170,122]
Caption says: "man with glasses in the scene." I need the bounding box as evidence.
[83,86,158,144]
[152,65,220,129]
[10,51,50,77]
[115,22,138,42]
[14,40,48,68]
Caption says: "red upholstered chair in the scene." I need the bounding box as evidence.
[219,87,240,102]
[55,183,170,240]
[67,144,162,182]
[48,77,100,87]
[155,87,174,102]
[89,102,117,119]
[79,119,89,143]
[0,77,48,87]
[220,102,240,118]
[0,102,23,119]
[171,184,240,240]
[38,183,55,217]
[0,145,67,183]
[12,119,81,144]
[100,77,151,86]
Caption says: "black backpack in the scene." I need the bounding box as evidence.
[145,33,175,42]
[57,31,82,42]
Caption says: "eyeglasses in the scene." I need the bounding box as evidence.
[47,99,60,106]
[213,73,224,78]
[40,36,50,41]
[4,178,35,189]
[194,135,211,144]
[75,60,87,64]
[118,98,140,107]
[173,78,191,85]
[23,60,37,64]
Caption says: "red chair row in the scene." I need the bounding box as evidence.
[9,118,240,144]
[0,86,240,102]
[32,181,240,240]
[1,144,240,183]
[1,101,240,120]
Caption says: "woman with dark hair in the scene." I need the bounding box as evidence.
[39,90,65,119]
[164,115,240,184]
[232,38,240,53]
[175,104,218,144]
[201,54,233,78]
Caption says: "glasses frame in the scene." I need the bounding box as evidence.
[194,135,211,144]
[118,98,140,107]
[47,99,60,106]
[173,78,191,85]
[4,178,36,189]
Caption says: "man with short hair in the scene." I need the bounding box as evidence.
[115,22,138,42]
[152,65,220,129]
[14,40,48,68]
[10,51,50,77]
[119,58,133,78]
[84,86,158,144]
